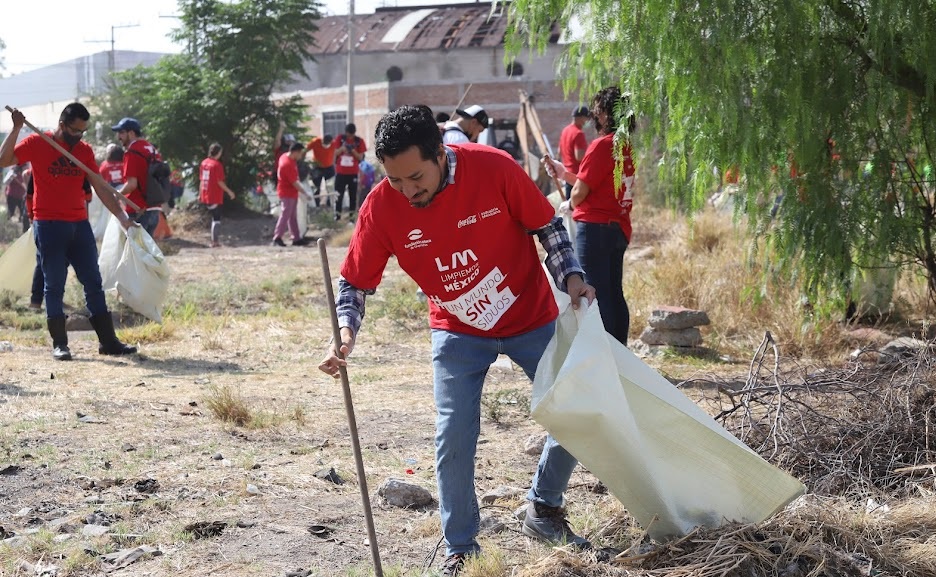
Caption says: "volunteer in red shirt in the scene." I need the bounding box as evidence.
[318,105,596,575]
[272,142,313,247]
[99,144,125,186]
[306,134,335,207]
[544,86,635,346]
[558,106,590,199]
[112,117,162,236]
[330,123,366,220]
[0,104,137,360]
[199,142,237,247]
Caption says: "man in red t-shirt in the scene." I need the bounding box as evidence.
[558,106,590,199]
[318,105,596,575]
[544,87,636,346]
[306,134,335,207]
[0,104,137,360]
[199,142,237,247]
[112,117,162,236]
[330,123,366,220]
[272,142,314,246]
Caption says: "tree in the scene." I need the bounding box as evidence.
[93,0,322,197]
[507,1,936,309]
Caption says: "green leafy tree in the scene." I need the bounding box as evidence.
[93,0,321,197]
[508,1,936,308]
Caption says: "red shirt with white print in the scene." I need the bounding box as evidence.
[332,135,367,176]
[14,133,96,222]
[574,133,635,241]
[199,157,227,205]
[122,138,159,212]
[100,160,125,186]
[341,143,558,337]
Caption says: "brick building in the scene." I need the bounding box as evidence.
[277,2,588,155]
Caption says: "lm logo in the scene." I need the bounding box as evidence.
[435,249,478,272]
[407,229,423,241]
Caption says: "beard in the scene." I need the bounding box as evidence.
[409,166,448,208]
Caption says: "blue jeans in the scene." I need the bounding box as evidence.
[431,321,578,555]
[576,221,630,345]
[133,210,160,237]
[33,220,108,319]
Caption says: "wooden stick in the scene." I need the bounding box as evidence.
[317,239,384,577]
[451,83,474,117]
[4,105,142,213]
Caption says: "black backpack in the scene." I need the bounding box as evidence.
[128,148,172,206]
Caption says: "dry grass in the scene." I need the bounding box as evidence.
[203,384,252,427]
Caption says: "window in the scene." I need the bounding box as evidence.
[322,111,348,138]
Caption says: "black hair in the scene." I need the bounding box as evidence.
[60,102,90,124]
[591,87,635,135]
[375,105,442,162]
[290,142,305,153]
[323,134,334,146]
[345,123,357,134]
[435,111,450,123]
[209,142,223,157]
[106,146,124,163]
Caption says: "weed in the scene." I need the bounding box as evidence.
[118,321,176,345]
[369,278,426,332]
[481,388,530,423]
[290,404,307,426]
[204,385,252,426]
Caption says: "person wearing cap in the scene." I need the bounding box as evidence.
[558,106,590,199]
[319,104,596,576]
[543,87,636,346]
[1,104,138,360]
[442,105,489,145]
[112,117,163,236]
[306,134,335,208]
[330,123,367,220]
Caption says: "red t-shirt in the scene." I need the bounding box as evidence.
[574,133,635,241]
[14,133,96,222]
[122,139,159,212]
[276,153,299,199]
[199,157,227,205]
[306,137,335,168]
[100,160,125,186]
[342,143,558,338]
[333,135,367,175]
[559,123,587,174]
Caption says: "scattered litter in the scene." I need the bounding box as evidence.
[133,479,159,494]
[307,524,333,538]
[0,464,22,475]
[0,341,13,352]
[99,545,161,570]
[183,521,226,539]
[313,467,344,485]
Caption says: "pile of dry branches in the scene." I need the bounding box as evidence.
[519,495,936,577]
[693,333,936,498]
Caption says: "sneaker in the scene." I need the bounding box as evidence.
[292,237,309,246]
[440,553,467,576]
[522,502,591,549]
[272,237,286,247]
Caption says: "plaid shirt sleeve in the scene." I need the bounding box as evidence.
[532,216,584,292]
[336,276,376,335]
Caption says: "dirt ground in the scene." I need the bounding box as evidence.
[0,207,923,577]
[0,208,651,577]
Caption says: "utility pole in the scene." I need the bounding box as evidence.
[347,0,355,127]
[87,23,139,73]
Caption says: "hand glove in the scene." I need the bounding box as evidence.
[559,200,572,215]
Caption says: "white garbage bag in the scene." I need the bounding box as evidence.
[0,227,36,297]
[87,193,111,241]
[297,194,309,239]
[98,216,126,291]
[532,301,805,541]
[113,226,169,323]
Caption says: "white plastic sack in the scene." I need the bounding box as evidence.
[87,193,111,241]
[113,226,169,323]
[0,226,36,296]
[532,302,805,541]
[297,194,309,238]
[98,215,126,291]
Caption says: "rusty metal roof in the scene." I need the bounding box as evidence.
[311,2,561,54]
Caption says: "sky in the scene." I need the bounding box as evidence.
[0,0,487,76]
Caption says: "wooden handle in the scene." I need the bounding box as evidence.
[4,105,142,213]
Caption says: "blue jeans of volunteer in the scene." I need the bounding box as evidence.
[33,220,107,319]
[576,220,630,345]
[133,209,160,237]
[431,320,578,556]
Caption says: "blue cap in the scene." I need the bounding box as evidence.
[111,117,142,133]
